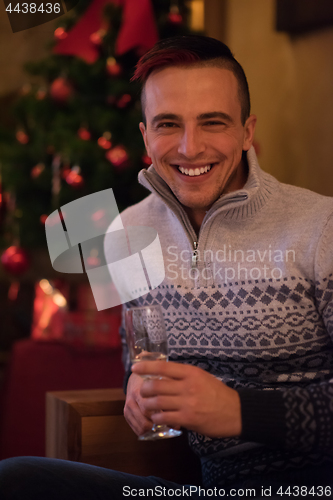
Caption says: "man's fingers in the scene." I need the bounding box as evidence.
[124,371,155,435]
[140,377,180,397]
[124,399,153,436]
[132,360,189,379]
[140,394,182,413]
[125,397,152,422]
[150,410,184,429]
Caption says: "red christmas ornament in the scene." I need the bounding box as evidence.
[61,164,71,179]
[97,132,112,150]
[98,137,112,149]
[106,57,122,77]
[142,154,152,166]
[54,27,68,40]
[116,94,132,108]
[105,145,129,169]
[50,77,73,103]
[16,130,29,144]
[168,6,183,24]
[168,12,182,23]
[65,168,84,189]
[91,209,107,229]
[91,209,105,222]
[77,127,91,141]
[31,163,45,179]
[89,29,106,46]
[1,246,30,276]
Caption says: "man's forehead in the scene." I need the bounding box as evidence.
[145,64,236,90]
[143,65,239,116]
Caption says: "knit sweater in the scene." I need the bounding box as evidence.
[108,147,333,487]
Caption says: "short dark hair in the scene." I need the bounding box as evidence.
[131,35,251,125]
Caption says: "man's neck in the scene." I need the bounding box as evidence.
[183,207,206,236]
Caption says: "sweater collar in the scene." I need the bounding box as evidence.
[138,146,277,222]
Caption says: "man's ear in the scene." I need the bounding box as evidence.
[242,114,257,151]
[139,122,151,157]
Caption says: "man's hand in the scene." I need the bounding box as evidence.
[123,372,155,436]
[131,361,242,438]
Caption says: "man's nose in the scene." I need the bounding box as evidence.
[177,126,205,158]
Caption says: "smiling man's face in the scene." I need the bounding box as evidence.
[139,65,256,229]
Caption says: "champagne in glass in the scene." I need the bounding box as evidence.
[125,305,182,440]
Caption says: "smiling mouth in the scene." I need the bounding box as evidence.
[175,163,216,177]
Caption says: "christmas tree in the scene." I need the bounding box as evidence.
[0,0,200,274]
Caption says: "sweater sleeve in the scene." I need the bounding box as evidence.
[239,378,333,452]
[239,211,333,453]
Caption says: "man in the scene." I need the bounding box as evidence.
[1,35,333,499]
[118,34,333,490]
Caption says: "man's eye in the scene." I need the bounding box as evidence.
[205,121,225,126]
[157,122,177,128]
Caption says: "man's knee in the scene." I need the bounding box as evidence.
[0,457,37,498]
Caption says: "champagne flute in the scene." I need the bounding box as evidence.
[125,304,182,440]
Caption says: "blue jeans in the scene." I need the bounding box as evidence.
[0,457,332,499]
[0,457,199,500]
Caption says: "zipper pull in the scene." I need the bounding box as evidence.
[192,241,198,268]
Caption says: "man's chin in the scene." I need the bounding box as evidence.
[168,185,219,213]
[180,199,213,214]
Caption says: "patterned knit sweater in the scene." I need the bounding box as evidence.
[108,147,333,487]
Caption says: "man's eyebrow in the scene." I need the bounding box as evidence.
[150,112,233,126]
[197,112,233,122]
[151,113,181,126]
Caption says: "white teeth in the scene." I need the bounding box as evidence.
[178,164,212,176]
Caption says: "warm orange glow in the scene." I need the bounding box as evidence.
[188,0,204,31]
